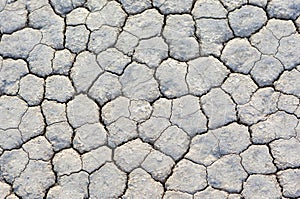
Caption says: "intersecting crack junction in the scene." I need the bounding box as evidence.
[0,0,300,198]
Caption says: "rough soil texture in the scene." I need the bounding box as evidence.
[0,0,300,198]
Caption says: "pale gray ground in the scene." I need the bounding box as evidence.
[0,0,300,198]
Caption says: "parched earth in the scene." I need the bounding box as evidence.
[0,0,300,198]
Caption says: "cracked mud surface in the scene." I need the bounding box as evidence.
[0,0,300,198]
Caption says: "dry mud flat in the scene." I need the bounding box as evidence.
[0,0,300,198]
